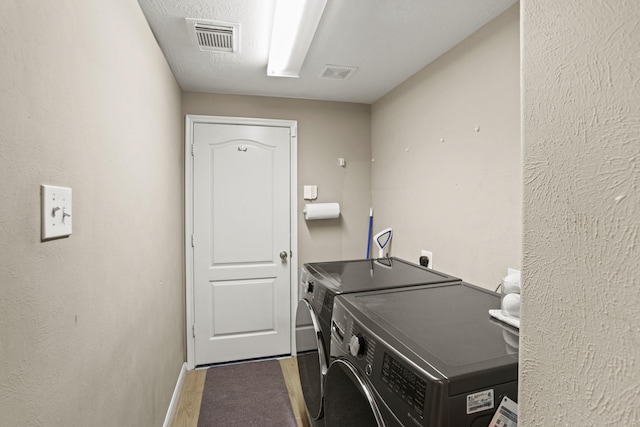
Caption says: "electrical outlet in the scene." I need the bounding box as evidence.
[420,250,433,268]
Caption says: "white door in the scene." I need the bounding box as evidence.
[192,121,292,365]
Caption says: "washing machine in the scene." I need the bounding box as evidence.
[324,282,519,427]
[295,258,461,425]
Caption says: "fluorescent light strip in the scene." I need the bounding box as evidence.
[267,0,327,78]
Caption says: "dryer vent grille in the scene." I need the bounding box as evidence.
[186,18,240,53]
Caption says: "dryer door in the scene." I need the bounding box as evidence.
[296,299,328,420]
[324,358,386,427]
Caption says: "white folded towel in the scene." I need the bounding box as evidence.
[502,272,521,294]
[489,309,520,329]
[502,293,521,318]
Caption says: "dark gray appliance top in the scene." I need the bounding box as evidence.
[303,257,459,295]
[339,283,518,389]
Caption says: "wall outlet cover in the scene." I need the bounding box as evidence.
[303,185,318,200]
[507,268,521,276]
[420,250,433,268]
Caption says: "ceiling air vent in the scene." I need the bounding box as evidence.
[186,18,240,53]
[319,65,358,80]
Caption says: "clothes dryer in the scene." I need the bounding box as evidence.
[324,282,519,427]
[295,258,460,425]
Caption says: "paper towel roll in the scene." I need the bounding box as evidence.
[304,203,340,220]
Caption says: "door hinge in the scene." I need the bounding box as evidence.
[191,143,195,156]
[191,234,195,247]
[192,324,195,338]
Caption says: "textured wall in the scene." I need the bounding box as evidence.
[0,1,184,426]
[521,1,640,425]
[371,5,521,288]
[182,93,372,267]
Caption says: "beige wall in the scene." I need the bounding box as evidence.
[182,93,372,267]
[371,5,521,288]
[0,1,184,426]
[521,1,640,425]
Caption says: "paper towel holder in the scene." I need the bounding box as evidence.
[303,202,340,220]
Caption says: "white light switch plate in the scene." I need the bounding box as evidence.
[41,184,72,240]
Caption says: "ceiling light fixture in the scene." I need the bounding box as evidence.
[267,0,327,78]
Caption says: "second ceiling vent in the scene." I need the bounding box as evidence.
[186,18,240,53]
[319,65,358,80]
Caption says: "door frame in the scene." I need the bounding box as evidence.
[185,115,298,370]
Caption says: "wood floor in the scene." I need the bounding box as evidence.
[169,357,311,427]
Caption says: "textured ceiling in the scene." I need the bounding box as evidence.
[137,0,517,104]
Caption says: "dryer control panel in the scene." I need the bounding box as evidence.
[381,351,428,417]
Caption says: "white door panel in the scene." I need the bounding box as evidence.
[209,140,275,264]
[192,122,292,365]
[211,279,276,335]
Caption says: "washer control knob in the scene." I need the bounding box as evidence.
[349,334,366,357]
[304,281,314,293]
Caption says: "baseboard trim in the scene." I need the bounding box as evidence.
[163,362,187,427]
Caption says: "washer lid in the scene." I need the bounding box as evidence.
[341,283,519,395]
[305,257,459,294]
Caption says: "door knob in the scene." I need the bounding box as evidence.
[280,251,288,260]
